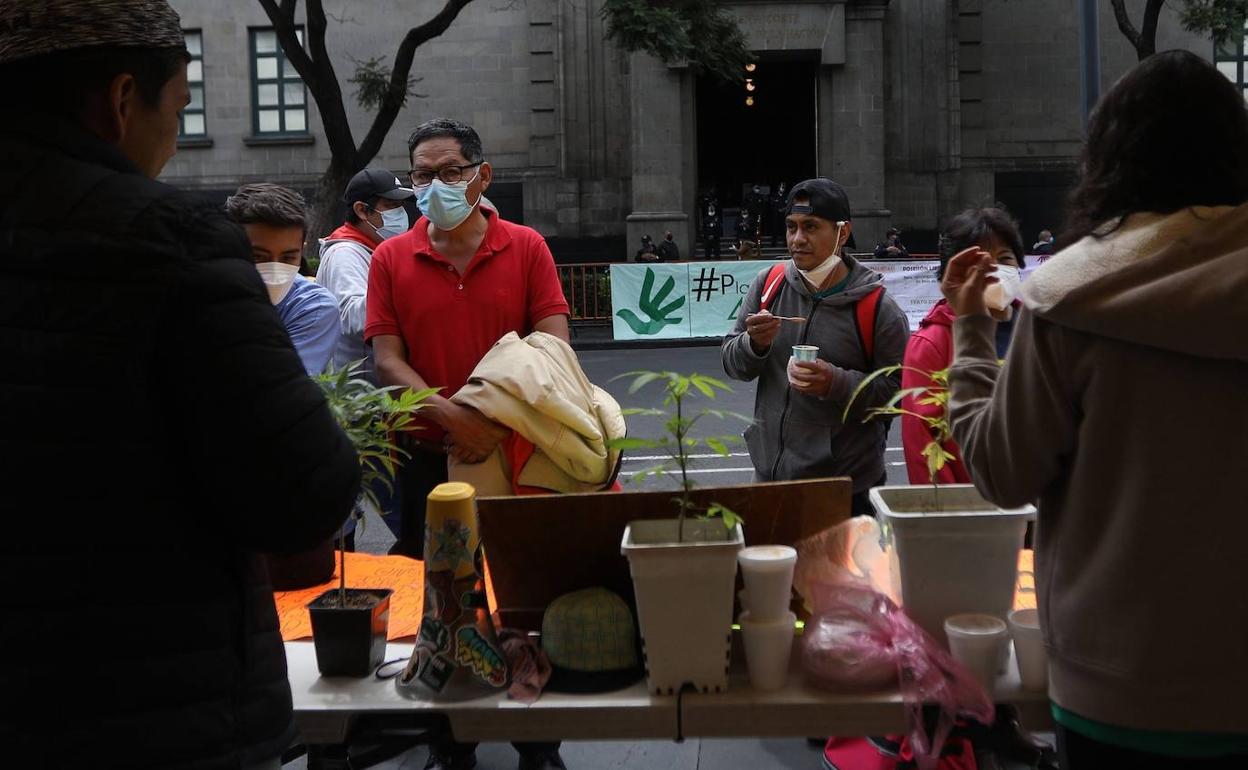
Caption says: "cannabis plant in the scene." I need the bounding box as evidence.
[844,364,956,483]
[608,371,749,541]
[315,361,437,604]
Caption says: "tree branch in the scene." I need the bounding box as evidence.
[1139,0,1164,59]
[306,0,358,162]
[1110,0,1143,52]
[258,0,358,162]
[257,0,316,88]
[357,0,477,162]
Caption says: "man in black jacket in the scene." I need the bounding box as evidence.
[0,2,360,768]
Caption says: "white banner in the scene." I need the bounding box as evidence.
[610,259,952,340]
[857,259,942,332]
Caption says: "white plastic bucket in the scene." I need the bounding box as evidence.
[869,485,1035,646]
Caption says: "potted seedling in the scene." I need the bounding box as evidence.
[609,371,748,694]
[306,362,436,677]
[844,365,1034,644]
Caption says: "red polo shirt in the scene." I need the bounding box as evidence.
[365,211,569,439]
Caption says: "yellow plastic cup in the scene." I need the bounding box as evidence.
[424,482,480,580]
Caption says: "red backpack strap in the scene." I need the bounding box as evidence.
[758,263,788,311]
[854,286,885,366]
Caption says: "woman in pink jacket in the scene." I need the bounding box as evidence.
[900,208,1024,484]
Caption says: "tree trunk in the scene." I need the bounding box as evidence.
[306,162,356,271]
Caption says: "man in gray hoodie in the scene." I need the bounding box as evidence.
[722,178,910,514]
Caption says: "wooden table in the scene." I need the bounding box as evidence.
[288,640,1051,750]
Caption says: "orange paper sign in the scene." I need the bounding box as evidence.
[273,552,500,641]
[273,552,425,641]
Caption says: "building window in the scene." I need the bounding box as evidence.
[179,30,207,137]
[250,27,308,135]
[1214,26,1248,99]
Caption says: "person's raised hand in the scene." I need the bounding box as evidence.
[440,403,509,463]
[745,310,782,355]
[941,246,996,318]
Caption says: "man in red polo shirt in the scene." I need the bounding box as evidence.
[366,117,569,539]
[367,117,569,770]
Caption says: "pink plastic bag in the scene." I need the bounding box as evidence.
[796,522,994,770]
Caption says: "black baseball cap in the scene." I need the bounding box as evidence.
[343,168,415,206]
[785,178,852,223]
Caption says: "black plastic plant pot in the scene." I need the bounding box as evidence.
[307,588,394,677]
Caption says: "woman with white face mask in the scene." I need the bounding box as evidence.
[898,207,1026,485]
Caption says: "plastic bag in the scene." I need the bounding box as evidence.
[801,587,899,691]
[795,521,994,770]
[794,516,897,607]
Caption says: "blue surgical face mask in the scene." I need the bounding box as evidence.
[416,171,482,231]
[370,206,409,240]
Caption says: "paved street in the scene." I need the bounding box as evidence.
[336,343,908,770]
[358,343,909,554]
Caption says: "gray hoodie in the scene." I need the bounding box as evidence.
[316,236,374,380]
[950,205,1248,733]
[722,256,910,491]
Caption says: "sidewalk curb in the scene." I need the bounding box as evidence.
[571,336,724,352]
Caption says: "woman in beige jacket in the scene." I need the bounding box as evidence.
[941,51,1248,769]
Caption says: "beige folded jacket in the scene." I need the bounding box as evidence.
[448,331,626,496]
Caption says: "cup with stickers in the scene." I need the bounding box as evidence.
[397,482,510,699]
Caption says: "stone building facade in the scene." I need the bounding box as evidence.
[164,0,1213,260]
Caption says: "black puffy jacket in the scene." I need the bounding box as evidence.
[0,115,361,768]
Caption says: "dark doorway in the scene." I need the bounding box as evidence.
[696,54,818,210]
[994,170,1077,250]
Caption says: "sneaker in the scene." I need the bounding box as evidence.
[517,747,568,770]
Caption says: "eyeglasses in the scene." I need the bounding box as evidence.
[407,162,483,188]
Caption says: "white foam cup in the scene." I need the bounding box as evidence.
[737,545,797,622]
[944,613,1008,694]
[739,610,796,691]
[1008,608,1047,691]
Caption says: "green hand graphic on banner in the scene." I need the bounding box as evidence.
[616,267,686,335]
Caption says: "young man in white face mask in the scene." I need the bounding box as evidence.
[722,178,911,517]
[317,167,415,382]
[226,183,341,376]
[365,118,570,770]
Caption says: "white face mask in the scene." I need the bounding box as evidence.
[255,262,300,305]
[796,223,845,288]
[983,264,1021,311]
[369,206,410,240]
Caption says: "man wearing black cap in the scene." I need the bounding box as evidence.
[0,2,359,768]
[722,178,910,515]
[317,167,416,380]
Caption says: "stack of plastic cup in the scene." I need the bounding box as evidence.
[737,545,798,691]
[943,613,1008,694]
[1008,608,1048,691]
